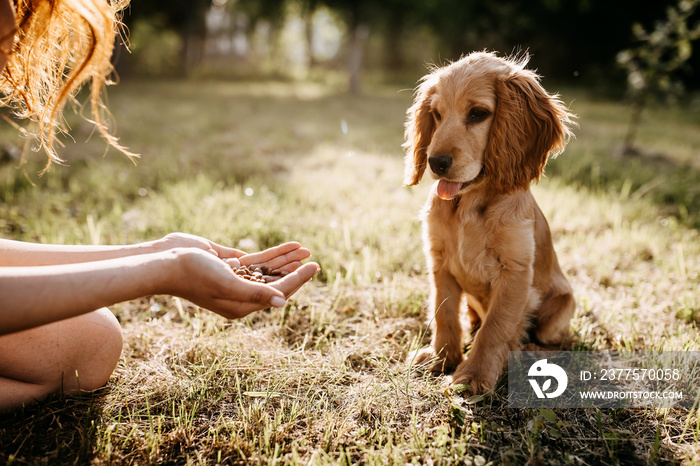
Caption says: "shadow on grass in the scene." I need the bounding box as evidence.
[0,390,109,464]
[450,381,683,465]
[547,88,700,229]
[548,148,700,229]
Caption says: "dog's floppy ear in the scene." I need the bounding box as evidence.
[484,67,575,193]
[403,76,438,186]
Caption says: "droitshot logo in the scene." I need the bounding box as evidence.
[527,359,568,399]
[508,351,700,408]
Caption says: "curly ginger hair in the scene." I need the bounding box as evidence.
[1,0,136,171]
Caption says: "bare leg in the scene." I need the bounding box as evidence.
[0,308,123,411]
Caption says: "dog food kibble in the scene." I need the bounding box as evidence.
[231,264,289,283]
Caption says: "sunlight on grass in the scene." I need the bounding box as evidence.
[1,79,699,464]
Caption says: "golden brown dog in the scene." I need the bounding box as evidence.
[404,52,576,394]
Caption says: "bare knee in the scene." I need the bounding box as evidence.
[70,307,123,392]
[0,307,123,409]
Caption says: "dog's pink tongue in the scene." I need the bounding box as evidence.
[437,180,462,200]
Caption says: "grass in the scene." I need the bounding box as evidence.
[0,77,699,464]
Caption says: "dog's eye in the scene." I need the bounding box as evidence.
[467,108,490,124]
[432,109,442,122]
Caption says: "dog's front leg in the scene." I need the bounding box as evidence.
[411,267,464,373]
[452,268,531,393]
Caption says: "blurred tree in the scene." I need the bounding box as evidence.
[416,0,493,60]
[235,0,288,25]
[113,0,698,92]
[314,0,375,93]
[617,0,700,153]
[117,0,212,75]
[298,0,323,67]
[406,0,680,83]
[379,0,410,71]
[364,0,423,72]
[312,0,424,91]
[524,0,680,83]
[232,0,287,65]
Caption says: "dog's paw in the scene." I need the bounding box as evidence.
[407,346,463,373]
[451,359,498,395]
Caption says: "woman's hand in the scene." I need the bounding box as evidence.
[154,234,319,318]
[153,233,311,266]
[163,247,319,319]
[154,232,313,278]
[152,232,245,258]
[0,233,319,333]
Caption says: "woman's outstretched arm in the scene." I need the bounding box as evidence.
[0,238,319,335]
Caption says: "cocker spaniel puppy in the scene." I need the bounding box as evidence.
[404,52,576,394]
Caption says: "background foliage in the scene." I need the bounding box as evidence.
[119,0,700,90]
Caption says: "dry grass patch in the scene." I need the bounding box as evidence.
[1,79,700,464]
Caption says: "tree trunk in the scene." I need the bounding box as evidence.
[304,10,317,68]
[623,92,646,154]
[384,13,404,71]
[180,31,206,73]
[348,23,369,94]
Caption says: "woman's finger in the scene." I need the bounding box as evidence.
[209,242,246,259]
[205,262,320,319]
[238,242,305,266]
[227,274,287,307]
[269,262,320,297]
[240,248,311,270]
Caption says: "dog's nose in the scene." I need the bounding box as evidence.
[428,155,453,176]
